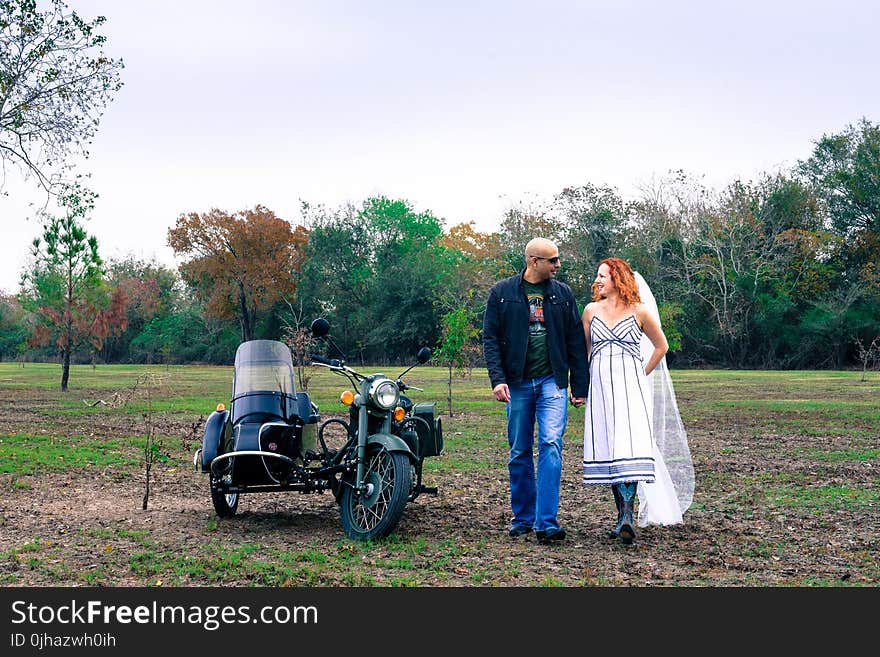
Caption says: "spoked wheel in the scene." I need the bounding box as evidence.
[210,479,239,517]
[340,447,411,540]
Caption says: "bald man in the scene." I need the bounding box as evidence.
[482,238,588,543]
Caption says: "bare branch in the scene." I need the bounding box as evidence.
[0,0,124,191]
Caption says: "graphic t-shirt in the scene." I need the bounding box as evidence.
[523,280,552,379]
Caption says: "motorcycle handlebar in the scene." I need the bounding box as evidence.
[313,356,416,388]
[310,354,342,368]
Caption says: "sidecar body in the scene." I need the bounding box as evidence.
[197,340,320,496]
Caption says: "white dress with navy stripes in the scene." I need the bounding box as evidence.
[583,314,656,486]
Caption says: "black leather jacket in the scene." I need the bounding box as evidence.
[482,270,588,397]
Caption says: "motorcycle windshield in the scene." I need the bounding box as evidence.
[233,340,296,396]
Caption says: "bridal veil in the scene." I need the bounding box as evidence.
[633,271,695,527]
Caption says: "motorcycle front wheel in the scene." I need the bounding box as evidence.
[210,479,239,518]
[340,447,411,540]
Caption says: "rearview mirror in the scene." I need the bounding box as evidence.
[310,318,330,338]
[417,347,432,364]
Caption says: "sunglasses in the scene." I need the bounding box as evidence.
[532,255,560,264]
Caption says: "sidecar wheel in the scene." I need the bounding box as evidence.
[210,481,239,518]
[340,448,411,541]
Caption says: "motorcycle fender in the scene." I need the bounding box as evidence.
[367,433,416,462]
[201,409,229,472]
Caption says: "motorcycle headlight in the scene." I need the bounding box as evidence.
[369,378,399,410]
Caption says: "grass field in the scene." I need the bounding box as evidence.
[0,361,877,586]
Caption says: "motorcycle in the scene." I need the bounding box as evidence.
[308,317,443,539]
[193,319,443,541]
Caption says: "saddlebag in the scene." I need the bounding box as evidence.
[412,403,443,458]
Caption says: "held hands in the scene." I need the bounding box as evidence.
[494,384,585,407]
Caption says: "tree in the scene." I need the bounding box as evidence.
[442,221,507,301]
[855,335,880,381]
[167,205,309,343]
[359,197,451,360]
[0,291,27,360]
[798,118,880,307]
[139,372,168,510]
[496,199,561,278]
[296,197,453,364]
[436,306,481,416]
[641,169,857,368]
[102,256,181,362]
[280,300,318,391]
[295,201,373,360]
[0,0,124,190]
[676,179,801,365]
[798,118,880,237]
[20,178,124,389]
[439,221,505,371]
[130,305,226,364]
[624,175,689,289]
[552,183,626,301]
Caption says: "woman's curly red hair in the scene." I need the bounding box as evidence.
[591,257,641,305]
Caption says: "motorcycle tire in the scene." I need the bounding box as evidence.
[339,447,411,541]
[210,480,239,518]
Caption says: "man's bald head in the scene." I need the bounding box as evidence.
[524,238,557,259]
[523,238,560,283]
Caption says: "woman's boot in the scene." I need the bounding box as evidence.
[608,485,623,538]
[614,482,636,544]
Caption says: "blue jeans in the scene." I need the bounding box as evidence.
[506,374,568,533]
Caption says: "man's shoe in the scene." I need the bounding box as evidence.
[535,527,567,543]
[508,524,533,538]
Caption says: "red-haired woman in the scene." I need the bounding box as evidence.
[581,257,691,543]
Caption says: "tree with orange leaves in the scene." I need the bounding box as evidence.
[167,205,308,342]
[442,220,507,299]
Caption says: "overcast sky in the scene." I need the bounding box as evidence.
[2,0,878,292]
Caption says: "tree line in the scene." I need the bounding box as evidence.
[2,118,878,386]
[2,3,878,389]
